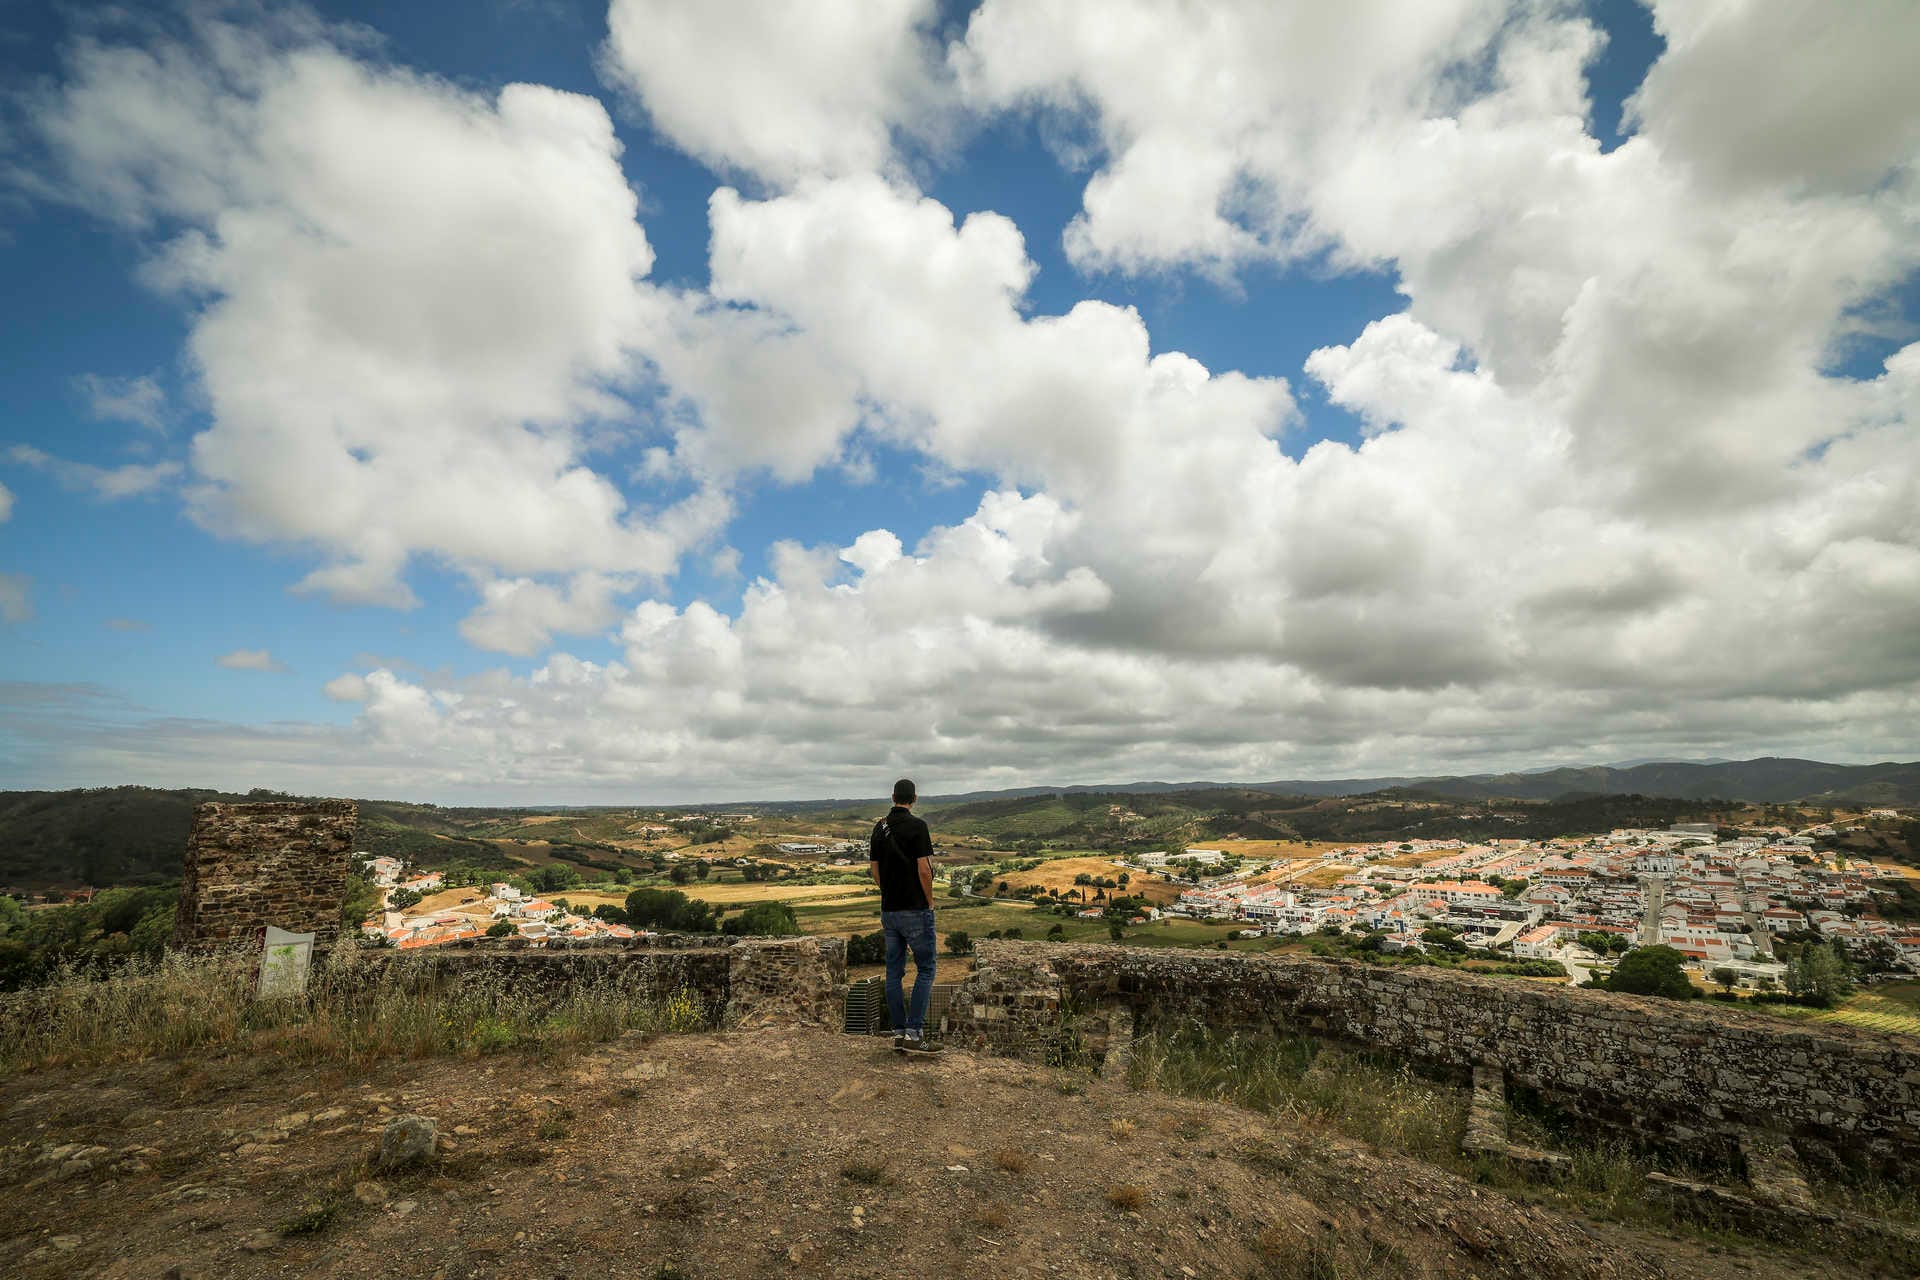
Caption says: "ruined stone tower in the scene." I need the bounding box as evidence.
[171,800,359,951]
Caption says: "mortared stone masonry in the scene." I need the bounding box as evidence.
[171,800,358,951]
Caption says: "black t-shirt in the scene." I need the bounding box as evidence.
[870,806,934,911]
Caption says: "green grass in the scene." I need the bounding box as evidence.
[1740,981,1920,1038]
[1813,982,1920,1036]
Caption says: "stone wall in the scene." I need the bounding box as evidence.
[171,801,358,951]
[328,934,844,1027]
[946,941,1920,1178]
[726,936,847,1026]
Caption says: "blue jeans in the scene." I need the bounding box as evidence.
[882,908,937,1034]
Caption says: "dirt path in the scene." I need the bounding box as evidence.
[0,1031,1875,1279]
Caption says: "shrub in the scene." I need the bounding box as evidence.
[1105,1184,1147,1211]
[944,931,973,956]
[1601,946,1699,1000]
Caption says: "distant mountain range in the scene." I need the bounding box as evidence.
[922,757,1920,808]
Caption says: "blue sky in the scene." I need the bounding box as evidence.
[1,1,1915,801]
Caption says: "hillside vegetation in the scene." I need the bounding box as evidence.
[1,757,1911,889]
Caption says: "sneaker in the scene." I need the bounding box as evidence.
[891,1033,908,1050]
[904,1036,943,1054]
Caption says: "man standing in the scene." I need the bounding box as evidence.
[870,778,941,1052]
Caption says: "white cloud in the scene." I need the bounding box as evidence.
[457,571,630,657]
[601,0,948,184]
[0,480,11,522]
[217,648,287,673]
[29,13,723,607]
[105,617,149,632]
[9,3,1918,795]
[952,0,1515,275]
[0,573,30,624]
[322,672,369,703]
[5,444,181,499]
[75,372,167,431]
[1627,0,1920,194]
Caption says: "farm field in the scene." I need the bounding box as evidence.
[557,881,873,913]
[411,887,496,918]
[991,855,1181,905]
[1810,982,1920,1037]
[1197,839,1367,860]
[1747,981,1920,1038]
[1289,862,1364,889]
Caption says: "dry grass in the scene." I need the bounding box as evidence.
[1108,1117,1136,1140]
[1130,1023,1464,1165]
[0,949,714,1076]
[995,856,1182,906]
[992,1148,1030,1173]
[1105,1184,1148,1211]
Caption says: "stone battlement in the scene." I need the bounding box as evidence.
[944,940,1920,1179]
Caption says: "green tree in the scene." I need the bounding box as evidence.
[1602,946,1699,1000]
[1783,940,1852,1005]
[693,861,711,881]
[724,901,799,937]
[1046,923,1065,941]
[486,918,514,938]
[1710,966,1738,993]
[669,862,693,885]
[624,887,717,933]
[944,930,973,956]
[389,887,423,911]
[613,867,635,885]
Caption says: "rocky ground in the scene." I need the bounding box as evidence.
[0,1027,1895,1279]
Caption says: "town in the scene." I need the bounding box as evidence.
[358,857,639,948]
[1156,815,1920,986]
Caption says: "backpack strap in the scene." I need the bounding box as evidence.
[874,817,911,866]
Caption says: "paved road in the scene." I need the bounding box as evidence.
[1557,948,1598,987]
[1639,876,1666,945]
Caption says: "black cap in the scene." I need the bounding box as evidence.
[892,778,917,805]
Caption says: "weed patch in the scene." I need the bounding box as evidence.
[0,950,719,1077]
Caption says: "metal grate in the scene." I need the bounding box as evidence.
[842,977,958,1035]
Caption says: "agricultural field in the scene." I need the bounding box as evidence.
[1289,861,1365,889]
[989,855,1181,905]
[1747,981,1920,1038]
[1809,982,1920,1037]
[1198,839,1366,861]
[557,881,874,914]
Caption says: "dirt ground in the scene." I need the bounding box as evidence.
[4,1028,1891,1280]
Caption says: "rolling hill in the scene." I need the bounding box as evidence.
[0,756,1911,887]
